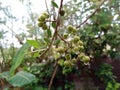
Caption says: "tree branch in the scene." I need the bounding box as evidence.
[57,33,68,43]
[45,0,50,14]
[38,0,64,89]
[76,0,107,28]
[5,25,24,45]
[39,0,63,60]
[48,0,64,90]
[48,62,58,90]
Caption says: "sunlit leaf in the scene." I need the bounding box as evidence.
[27,40,39,48]
[33,52,39,58]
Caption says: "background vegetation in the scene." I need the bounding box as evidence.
[0,0,120,90]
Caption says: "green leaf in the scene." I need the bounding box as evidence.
[10,43,30,76]
[44,38,50,43]
[114,83,120,89]
[73,0,77,2]
[47,29,52,37]
[27,40,39,48]
[0,71,10,80]
[51,1,58,8]
[54,39,60,45]
[51,22,56,28]
[33,52,39,58]
[8,71,36,87]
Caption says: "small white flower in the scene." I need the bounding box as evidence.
[113,48,116,51]
[106,44,111,50]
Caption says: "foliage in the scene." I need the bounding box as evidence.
[8,71,36,87]
[0,71,10,80]
[95,63,120,90]
[0,42,35,88]
[10,43,30,75]
[0,0,120,90]
[0,71,36,87]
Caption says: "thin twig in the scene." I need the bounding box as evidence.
[76,0,107,28]
[45,0,50,14]
[38,33,55,59]
[57,33,68,43]
[5,25,24,44]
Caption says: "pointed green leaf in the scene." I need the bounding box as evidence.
[27,40,39,48]
[51,1,58,8]
[10,43,30,76]
[44,38,50,43]
[8,71,36,87]
[51,22,56,28]
[47,29,52,37]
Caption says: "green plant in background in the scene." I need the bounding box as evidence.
[95,63,120,90]
[0,43,36,88]
[0,0,120,90]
